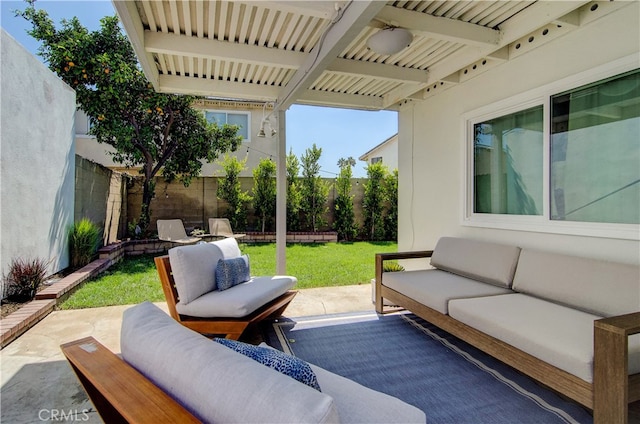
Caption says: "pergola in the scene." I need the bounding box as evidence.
[113,0,624,272]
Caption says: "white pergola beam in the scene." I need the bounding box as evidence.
[381,1,590,108]
[158,74,386,110]
[112,1,160,88]
[157,74,279,99]
[145,31,303,69]
[275,1,386,111]
[239,1,345,19]
[146,31,428,83]
[328,58,428,83]
[297,90,384,110]
[376,5,501,48]
[499,1,590,43]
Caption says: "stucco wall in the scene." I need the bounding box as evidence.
[0,30,76,279]
[398,4,640,265]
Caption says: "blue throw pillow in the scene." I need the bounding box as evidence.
[215,255,250,291]
[214,338,321,391]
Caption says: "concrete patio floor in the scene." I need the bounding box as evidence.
[0,285,374,423]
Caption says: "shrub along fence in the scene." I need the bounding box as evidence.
[127,176,370,236]
[76,157,396,243]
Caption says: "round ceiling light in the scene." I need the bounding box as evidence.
[366,27,413,56]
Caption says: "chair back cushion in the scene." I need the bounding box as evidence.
[121,302,340,424]
[430,237,521,288]
[168,237,242,304]
[513,249,640,317]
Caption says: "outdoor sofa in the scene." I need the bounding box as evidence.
[375,236,640,424]
[61,301,426,424]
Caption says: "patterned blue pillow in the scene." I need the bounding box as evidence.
[215,255,250,291]
[214,338,321,391]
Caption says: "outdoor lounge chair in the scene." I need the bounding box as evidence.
[208,218,246,239]
[157,219,201,244]
[154,237,297,339]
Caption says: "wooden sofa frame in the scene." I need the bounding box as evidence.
[375,251,640,424]
[155,255,297,340]
[61,337,197,424]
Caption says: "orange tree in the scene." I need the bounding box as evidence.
[18,2,241,234]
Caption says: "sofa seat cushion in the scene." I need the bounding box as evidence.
[448,294,640,383]
[382,269,513,314]
[121,302,340,424]
[176,275,297,318]
[513,248,640,317]
[310,364,426,424]
[430,237,521,288]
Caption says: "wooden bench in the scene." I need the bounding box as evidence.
[376,250,640,424]
[61,337,198,423]
[155,255,297,340]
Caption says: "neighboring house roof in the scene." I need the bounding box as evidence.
[359,134,398,162]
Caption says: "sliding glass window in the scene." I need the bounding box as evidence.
[550,70,640,224]
[473,106,544,215]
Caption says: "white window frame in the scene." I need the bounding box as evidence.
[204,109,252,142]
[462,54,639,241]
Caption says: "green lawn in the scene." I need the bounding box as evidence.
[60,241,397,309]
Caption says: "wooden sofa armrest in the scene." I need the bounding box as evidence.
[594,312,640,424]
[375,250,433,313]
[61,337,199,424]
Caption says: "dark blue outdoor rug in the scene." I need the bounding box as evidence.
[263,312,593,424]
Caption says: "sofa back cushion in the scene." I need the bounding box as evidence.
[430,237,521,288]
[168,237,242,304]
[513,249,640,317]
[121,302,340,424]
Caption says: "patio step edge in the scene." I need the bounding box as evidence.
[1,299,57,349]
[1,258,114,350]
[35,259,111,300]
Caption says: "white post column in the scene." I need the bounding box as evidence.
[276,110,287,274]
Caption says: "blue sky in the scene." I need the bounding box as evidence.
[1,0,398,177]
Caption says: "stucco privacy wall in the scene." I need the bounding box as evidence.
[398,4,640,266]
[0,30,76,281]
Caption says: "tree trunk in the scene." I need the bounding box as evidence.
[139,176,155,235]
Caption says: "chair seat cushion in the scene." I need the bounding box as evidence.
[176,275,297,318]
[383,269,512,314]
[448,293,640,382]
